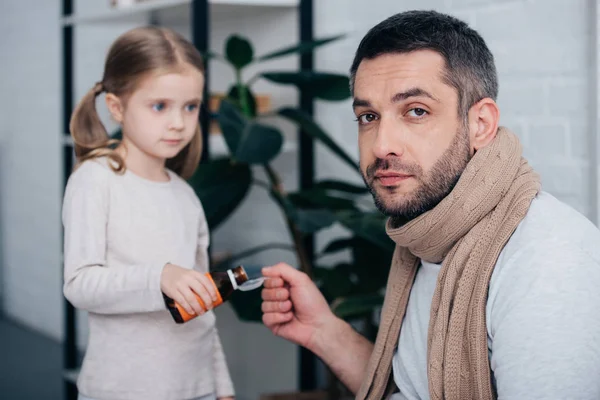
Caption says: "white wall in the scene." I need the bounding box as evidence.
[0,0,598,398]
[0,0,63,337]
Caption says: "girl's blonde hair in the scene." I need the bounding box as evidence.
[69,26,205,179]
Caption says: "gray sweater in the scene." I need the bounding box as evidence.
[62,158,234,400]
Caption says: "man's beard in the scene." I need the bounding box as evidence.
[361,127,471,226]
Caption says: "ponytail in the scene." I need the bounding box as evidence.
[69,81,125,173]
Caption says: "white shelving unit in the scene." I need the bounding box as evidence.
[63,0,298,25]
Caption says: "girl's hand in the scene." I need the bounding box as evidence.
[160,263,218,316]
[218,397,234,400]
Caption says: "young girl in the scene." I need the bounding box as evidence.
[62,26,235,400]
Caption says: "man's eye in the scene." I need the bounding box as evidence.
[357,113,378,124]
[407,108,428,117]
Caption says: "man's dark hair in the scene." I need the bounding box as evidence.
[350,10,498,118]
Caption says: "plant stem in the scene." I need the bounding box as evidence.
[262,163,313,279]
[235,68,251,117]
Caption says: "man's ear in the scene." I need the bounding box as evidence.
[105,93,124,124]
[467,98,500,152]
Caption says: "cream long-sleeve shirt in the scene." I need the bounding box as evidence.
[62,157,234,400]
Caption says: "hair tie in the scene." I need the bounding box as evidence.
[93,81,105,95]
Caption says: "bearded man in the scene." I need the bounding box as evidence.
[261,10,600,400]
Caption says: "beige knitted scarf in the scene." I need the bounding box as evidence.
[356,128,541,400]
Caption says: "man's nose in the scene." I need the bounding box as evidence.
[372,116,404,159]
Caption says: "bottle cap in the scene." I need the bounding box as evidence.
[227,265,249,290]
[227,269,239,290]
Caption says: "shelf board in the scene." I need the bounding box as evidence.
[61,0,298,26]
[62,134,296,158]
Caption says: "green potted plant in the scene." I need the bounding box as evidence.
[189,33,394,399]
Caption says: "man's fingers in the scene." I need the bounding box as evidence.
[261,288,290,301]
[262,311,293,327]
[262,263,309,286]
[262,300,292,313]
[263,277,285,289]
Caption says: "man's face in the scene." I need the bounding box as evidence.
[353,50,472,223]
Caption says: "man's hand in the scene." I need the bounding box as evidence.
[261,263,336,352]
[261,262,375,394]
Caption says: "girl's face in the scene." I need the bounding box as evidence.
[109,64,204,165]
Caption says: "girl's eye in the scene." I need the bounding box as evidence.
[357,113,378,125]
[407,108,428,118]
[185,104,199,112]
[152,103,166,112]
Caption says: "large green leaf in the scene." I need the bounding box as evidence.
[235,122,283,164]
[217,99,246,155]
[293,209,336,234]
[313,264,356,301]
[225,35,254,69]
[317,234,392,297]
[331,293,384,319]
[217,99,283,163]
[262,71,351,101]
[257,34,345,61]
[229,289,263,322]
[278,107,358,171]
[187,158,252,230]
[335,210,394,252]
[350,236,393,293]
